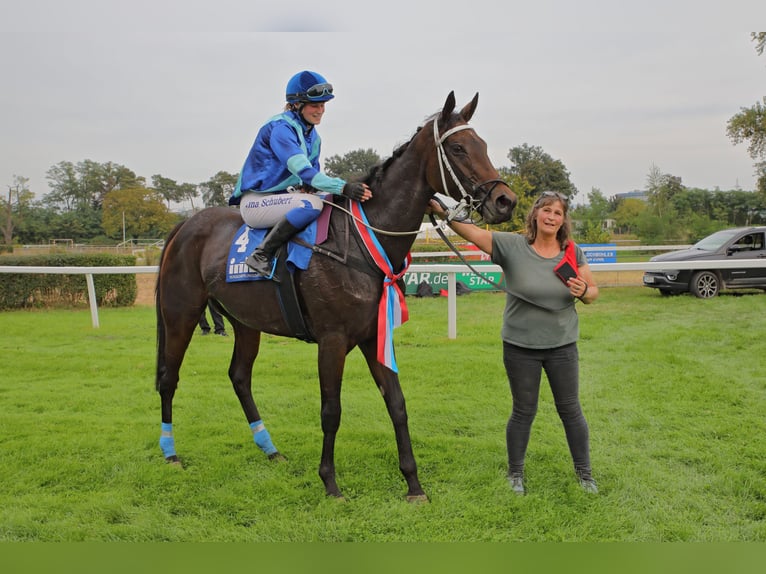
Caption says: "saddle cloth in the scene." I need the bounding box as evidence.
[226,224,314,282]
[225,205,331,283]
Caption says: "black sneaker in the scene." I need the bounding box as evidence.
[200,330,211,336]
[215,331,228,337]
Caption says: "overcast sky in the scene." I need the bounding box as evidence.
[1,0,765,207]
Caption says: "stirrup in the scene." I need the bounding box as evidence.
[245,253,277,279]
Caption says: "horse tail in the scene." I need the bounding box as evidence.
[154,220,186,391]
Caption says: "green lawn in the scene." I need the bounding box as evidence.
[1,287,764,541]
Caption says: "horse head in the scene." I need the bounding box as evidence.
[428,91,517,224]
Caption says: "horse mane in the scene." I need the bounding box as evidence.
[362,110,441,186]
[362,134,415,186]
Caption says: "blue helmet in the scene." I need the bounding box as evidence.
[285,70,334,103]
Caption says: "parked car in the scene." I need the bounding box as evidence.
[642,226,766,298]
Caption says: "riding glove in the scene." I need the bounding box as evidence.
[342,182,367,201]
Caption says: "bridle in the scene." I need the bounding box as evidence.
[325,116,507,236]
[433,118,507,225]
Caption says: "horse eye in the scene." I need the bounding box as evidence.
[450,143,466,155]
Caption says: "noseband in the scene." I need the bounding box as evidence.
[433,119,506,223]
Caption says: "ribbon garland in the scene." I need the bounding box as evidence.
[350,200,411,373]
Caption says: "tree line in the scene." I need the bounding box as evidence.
[1,165,239,247]
[2,146,764,250]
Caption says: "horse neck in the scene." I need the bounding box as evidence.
[362,156,433,268]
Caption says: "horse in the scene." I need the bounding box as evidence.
[155,91,517,501]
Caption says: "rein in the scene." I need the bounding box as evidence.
[320,197,419,237]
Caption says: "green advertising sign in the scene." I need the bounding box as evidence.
[403,267,505,294]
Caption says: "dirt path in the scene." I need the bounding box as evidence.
[136,274,157,306]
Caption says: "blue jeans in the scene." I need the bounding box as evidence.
[502,341,591,476]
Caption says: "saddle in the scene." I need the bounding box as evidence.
[230,196,384,344]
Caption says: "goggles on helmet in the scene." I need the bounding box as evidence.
[287,82,334,102]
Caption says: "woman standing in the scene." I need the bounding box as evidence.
[430,191,599,495]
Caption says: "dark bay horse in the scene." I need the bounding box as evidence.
[155,92,517,501]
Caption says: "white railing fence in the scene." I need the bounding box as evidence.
[2,258,766,337]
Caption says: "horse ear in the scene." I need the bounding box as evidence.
[439,91,456,126]
[459,93,479,123]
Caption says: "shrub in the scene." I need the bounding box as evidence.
[0,253,137,309]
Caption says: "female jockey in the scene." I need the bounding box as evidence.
[229,70,372,276]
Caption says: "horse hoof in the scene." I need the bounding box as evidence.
[406,494,429,504]
[268,452,287,462]
[165,455,183,467]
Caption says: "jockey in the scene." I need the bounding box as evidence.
[229,70,372,276]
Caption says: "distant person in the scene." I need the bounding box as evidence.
[199,302,227,337]
[228,69,372,277]
[429,191,600,495]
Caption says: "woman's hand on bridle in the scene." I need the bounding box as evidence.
[427,198,448,218]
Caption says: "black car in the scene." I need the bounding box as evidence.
[642,226,766,298]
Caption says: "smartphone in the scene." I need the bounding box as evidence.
[554,261,578,284]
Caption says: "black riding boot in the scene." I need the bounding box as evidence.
[245,218,301,276]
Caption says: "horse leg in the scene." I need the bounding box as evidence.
[357,339,428,502]
[316,337,349,499]
[227,322,284,461]
[156,302,201,466]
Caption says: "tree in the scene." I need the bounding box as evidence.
[12,199,53,244]
[101,187,177,240]
[727,33,766,194]
[45,160,143,211]
[753,32,766,56]
[495,168,534,232]
[199,171,238,207]
[324,148,381,180]
[612,197,647,235]
[755,161,766,195]
[178,182,199,210]
[44,161,79,211]
[727,97,766,163]
[2,175,33,249]
[583,188,610,222]
[646,164,684,218]
[570,188,611,243]
[151,175,190,209]
[506,143,578,200]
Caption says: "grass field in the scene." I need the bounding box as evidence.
[1,287,765,542]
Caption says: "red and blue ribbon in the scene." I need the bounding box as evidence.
[350,200,411,373]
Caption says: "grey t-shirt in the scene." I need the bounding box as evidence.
[491,232,587,349]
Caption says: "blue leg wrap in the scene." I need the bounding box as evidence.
[159,422,176,458]
[250,420,278,455]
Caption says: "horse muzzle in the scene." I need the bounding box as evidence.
[475,180,517,224]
